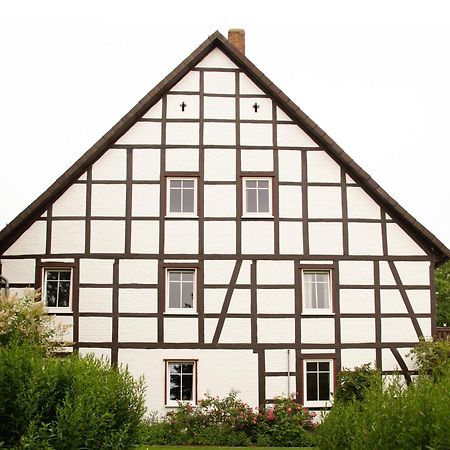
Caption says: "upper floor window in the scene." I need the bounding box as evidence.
[243,177,272,216]
[303,360,333,407]
[43,269,72,311]
[167,269,196,311]
[302,270,332,313]
[167,178,197,216]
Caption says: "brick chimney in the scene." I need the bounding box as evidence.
[228,29,245,55]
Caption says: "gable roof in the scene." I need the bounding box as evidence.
[1,30,449,265]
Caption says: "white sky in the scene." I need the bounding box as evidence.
[1,0,450,249]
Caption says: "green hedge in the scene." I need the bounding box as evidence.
[0,343,146,449]
[316,364,450,450]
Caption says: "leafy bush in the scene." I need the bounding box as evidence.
[257,397,316,447]
[0,343,146,449]
[316,367,450,450]
[334,363,379,403]
[435,259,450,326]
[0,290,67,353]
[140,392,316,447]
[408,337,450,381]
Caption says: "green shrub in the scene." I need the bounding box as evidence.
[334,363,380,403]
[408,337,450,381]
[316,366,450,450]
[0,344,146,449]
[0,291,67,353]
[141,392,316,447]
[257,397,316,447]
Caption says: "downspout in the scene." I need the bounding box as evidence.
[287,349,291,395]
[0,275,9,297]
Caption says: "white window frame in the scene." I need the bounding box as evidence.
[42,268,73,313]
[165,360,197,407]
[301,269,333,315]
[303,359,334,407]
[166,177,198,217]
[242,177,273,217]
[165,268,197,314]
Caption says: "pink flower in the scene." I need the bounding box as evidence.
[267,409,275,421]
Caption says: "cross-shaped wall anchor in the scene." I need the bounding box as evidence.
[253,102,260,113]
[180,101,187,112]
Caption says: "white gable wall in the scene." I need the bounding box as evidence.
[0,46,437,412]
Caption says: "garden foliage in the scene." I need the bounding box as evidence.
[316,365,450,449]
[140,391,316,447]
[0,290,66,353]
[408,337,450,381]
[0,343,146,449]
[334,363,379,403]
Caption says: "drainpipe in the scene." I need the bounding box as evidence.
[287,349,291,395]
[0,275,9,297]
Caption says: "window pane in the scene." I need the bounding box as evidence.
[183,180,194,188]
[170,374,181,400]
[319,362,330,371]
[316,273,328,283]
[59,271,71,281]
[47,271,58,281]
[170,363,181,374]
[304,281,316,309]
[169,281,181,308]
[58,281,71,307]
[246,180,256,188]
[258,187,269,212]
[169,272,181,282]
[181,374,193,400]
[316,282,329,309]
[183,188,195,212]
[319,372,330,401]
[46,281,58,307]
[182,271,194,282]
[182,363,193,374]
[171,180,182,188]
[246,188,257,212]
[306,362,317,372]
[306,373,318,401]
[181,279,193,308]
[170,188,182,212]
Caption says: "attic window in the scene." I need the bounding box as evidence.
[253,102,260,113]
[180,101,187,112]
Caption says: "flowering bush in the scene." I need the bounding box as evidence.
[140,391,316,447]
[256,396,316,447]
[0,290,68,353]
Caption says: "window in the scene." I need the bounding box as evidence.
[243,177,272,216]
[167,269,196,311]
[43,269,72,310]
[302,270,332,313]
[166,361,196,406]
[304,360,333,407]
[167,178,197,215]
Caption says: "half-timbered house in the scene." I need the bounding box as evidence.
[1,29,449,414]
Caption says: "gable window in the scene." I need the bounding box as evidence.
[304,360,333,407]
[302,270,332,313]
[166,361,197,406]
[167,269,196,310]
[43,269,72,310]
[167,178,197,215]
[243,177,272,216]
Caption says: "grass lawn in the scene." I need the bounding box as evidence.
[137,447,315,449]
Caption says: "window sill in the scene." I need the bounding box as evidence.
[242,215,274,220]
[164,311,198,317]
[302,311,334,316]
[165,215,198,220]
[46,307,72,314]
